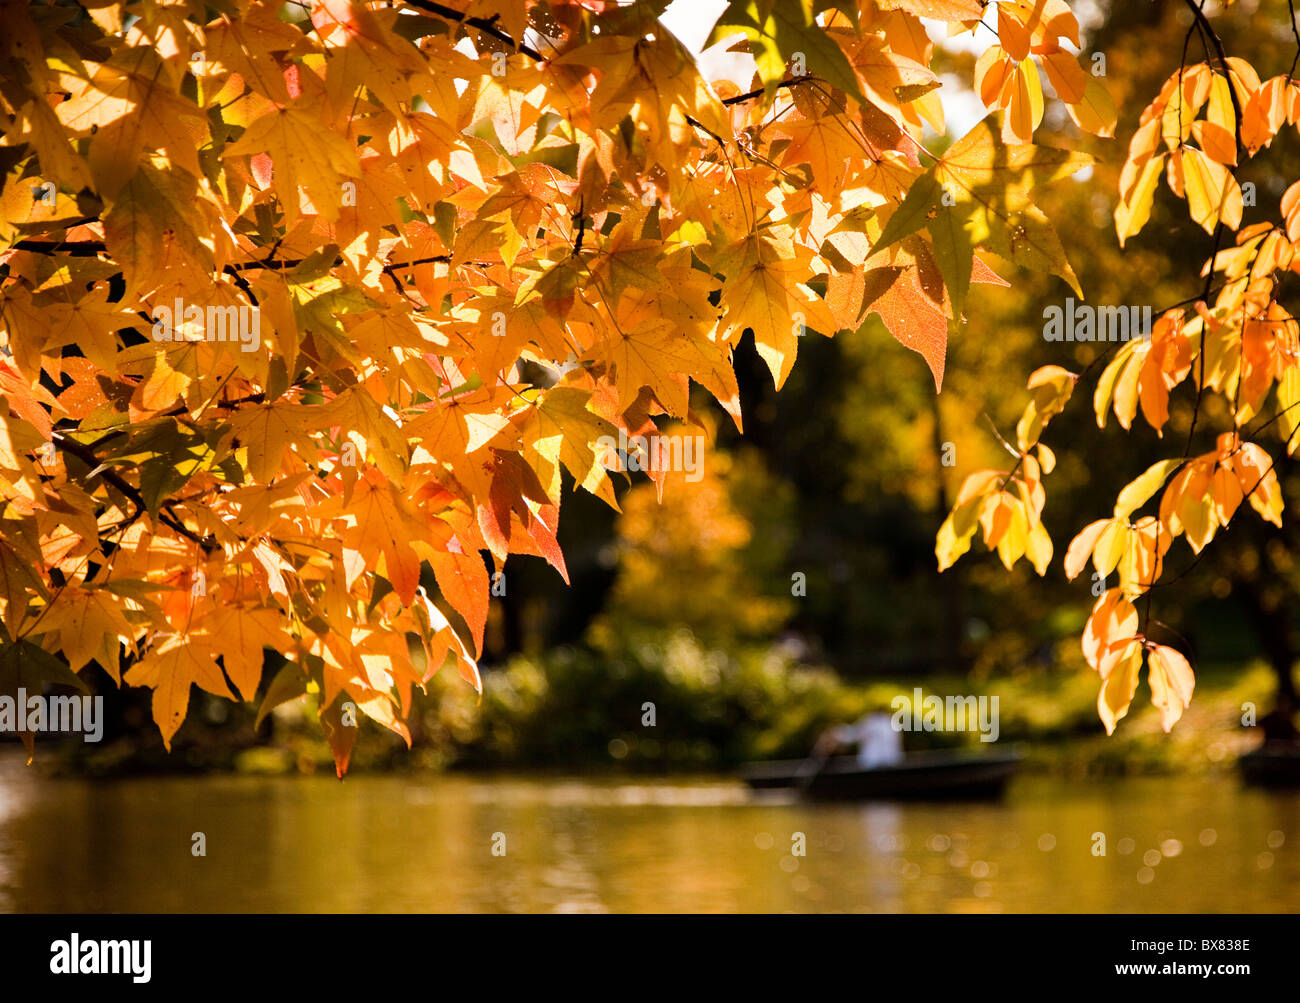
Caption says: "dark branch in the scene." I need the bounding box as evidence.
[720,75,815,106]
[402,0,544,60]
[51,431,214,551]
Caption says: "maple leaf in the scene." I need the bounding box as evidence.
[0,540,46,636]
[587,288,741,420]
[331,469,427,605]
[124,637,234,750]
[428,547,489,658]
[226,403,317,484]
[407,387,520,461]
[518,386,620,508]
[225,104,362,224]
[103,162,213,295]
[204,606,294,701]
[858,237,951,390]
[710,0,866,106]
[4,0,1279,770]
[38,587,137,681]
[717,231,838,390]
[55,45,208,199]
[0,640,91,761]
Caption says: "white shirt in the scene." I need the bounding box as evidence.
[832,713,904,768]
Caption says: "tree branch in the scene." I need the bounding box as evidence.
[51,431,215,552]
[720,75,815,106]
[402,0,543,60]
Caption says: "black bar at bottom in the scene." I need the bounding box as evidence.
[0,913,1290,990]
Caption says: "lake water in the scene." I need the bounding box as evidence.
[0,753,1295,912]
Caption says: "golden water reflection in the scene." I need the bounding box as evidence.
[0,755,1295,913]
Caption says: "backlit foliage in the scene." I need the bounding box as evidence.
[938,0,1300,736]
[0,0,1115,771]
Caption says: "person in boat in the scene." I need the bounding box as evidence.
[814,712,904,769]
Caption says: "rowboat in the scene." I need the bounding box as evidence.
[1238,743,1300,787]
[741,746,1024,801]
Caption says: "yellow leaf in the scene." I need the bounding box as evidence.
[125,637,233,750]
[1098,639,1143,735]
[0,541,45,636]
[521,386,620,509]
[1093,519,1128,579]
[936,476,992,571]
[1233,442,1283,526]
[1114,155,1163,247]
[204,606,294,701]
[1082,588,1138,675]
[1067,76,1116,138]
[1064,518,1108,581]
[1001,58,1043,144]
[1182,148,1243,234]
[226,403,316,483]
[1041,49,1086,104]
[1279,364,1300,450]
[38,587,135,681]
[1016,364,1075,450]
[936,510,975,572]
[720,236,836,391]
[1192,120,1237,166]
[936,116,1093,197]
[1110,345,1144,430]
[994,497,1029,570]
[1024,518,1053,575]
[1147,644,1195,732]
[224,105,361,223]
[1114,458,1184,520]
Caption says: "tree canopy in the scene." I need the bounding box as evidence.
[1,0,1296,774]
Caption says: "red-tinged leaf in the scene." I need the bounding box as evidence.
[861,238,950,391]
[1081,588,1139,677]
[429,546,489,658]
[320,693,357,779]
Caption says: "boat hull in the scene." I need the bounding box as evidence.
[1238,744,1300,787]
[741,749,1023,801]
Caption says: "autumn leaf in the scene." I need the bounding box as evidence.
[719,231,838,390]
[1147,644,1195,732]
[1098,639,1142,736]
[225,105,362,224]
[519,386,620,508]
[428,547,489,658]
[2,0,1284,770]
[711,0,866,106]
[124,636,234,750]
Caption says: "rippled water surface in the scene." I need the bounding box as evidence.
[0,755,1295,912]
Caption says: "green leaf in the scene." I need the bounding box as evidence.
[0,640,91,696]
[873,173,942,253]
[934,115,1094,200]
[709,0,866,105]
[255,660,308,731]
[924,199,973,321]
[967,203,1082,298]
